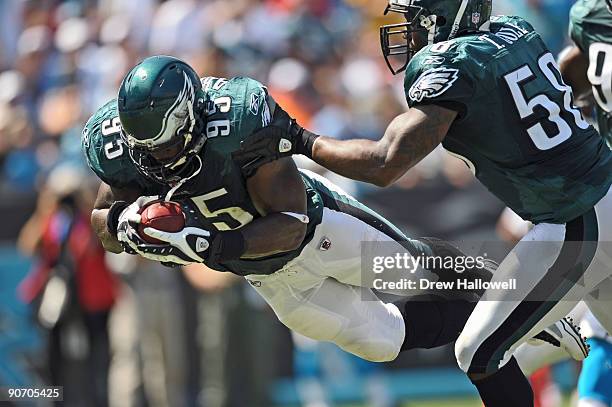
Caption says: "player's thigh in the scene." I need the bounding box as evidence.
[303,207,435,291]
[455,221,587,373]
[245,272,405,362]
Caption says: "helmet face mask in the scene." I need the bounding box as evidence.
[380,3,439,74]
[380,0,492,75]
[118,56,206,185]
[121,124,201,184]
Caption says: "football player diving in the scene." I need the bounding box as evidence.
[234,1,612,406]
[82,56,583,368]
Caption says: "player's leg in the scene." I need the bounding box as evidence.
[301,170,493,300]
[243,202,480,361]
[245,271,406,362]
[304,204,490,350]
[456,198,612,406]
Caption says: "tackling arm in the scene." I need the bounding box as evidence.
[91,182,142,253]
[235,104,457,187]
[310,105,456,187]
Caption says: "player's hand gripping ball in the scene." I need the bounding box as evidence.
[137,201,186,244]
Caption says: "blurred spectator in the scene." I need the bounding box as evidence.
[17,164,119,407]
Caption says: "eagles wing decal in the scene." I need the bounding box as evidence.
[129,72,195,148]
[408,68,460,103]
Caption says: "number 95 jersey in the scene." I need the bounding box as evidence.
[82,77,324,276]
[82,98,156,192]
[405,15,612,224]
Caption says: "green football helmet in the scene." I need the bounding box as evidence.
[381,0,493,74]
[118,55,206,184]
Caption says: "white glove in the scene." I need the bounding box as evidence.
[141,226,213,264]
[116,196,159,257]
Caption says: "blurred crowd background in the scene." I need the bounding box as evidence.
[0,1,582,406]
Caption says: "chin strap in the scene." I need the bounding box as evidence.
[449,0,469,39]
[164,154,203,202]
[420,14,438,45]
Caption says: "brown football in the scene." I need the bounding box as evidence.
[138,201,186,244]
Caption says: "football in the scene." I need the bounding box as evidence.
[138,201,186,244]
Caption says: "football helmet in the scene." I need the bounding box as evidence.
[118,56,206,184]
[381,0,493,74]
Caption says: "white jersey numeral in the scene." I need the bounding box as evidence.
[504,52,588,151]
[190,188,253,231]
[206,119,231,139]
[101,117,124,160]
[588,42,612,113]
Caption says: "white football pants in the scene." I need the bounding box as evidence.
[455,187,612,374]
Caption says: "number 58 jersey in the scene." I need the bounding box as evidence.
[405,15,612,224]
[82,77,324,276]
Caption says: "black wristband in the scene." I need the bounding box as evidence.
[299,128,320,158]
[292,121,320,158]
[107,200,129,237]
[212,230,246,262]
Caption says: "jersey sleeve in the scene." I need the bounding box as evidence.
[81,99,151,190]
[569,0,588,52]
[204,77,273,155]
[403,48,476,116]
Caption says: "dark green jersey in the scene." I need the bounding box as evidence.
[404,15,612,224]
[570,0,612,145]
[82,77,326,276]
[82,99,155,192]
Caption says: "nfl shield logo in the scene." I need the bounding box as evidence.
[319,237,332,251]
[472,12,481,24]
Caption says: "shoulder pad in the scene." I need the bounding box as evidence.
[202,77,273,155]
[82,99,149,189]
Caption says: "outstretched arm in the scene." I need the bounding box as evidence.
[310,105,456,187]
[234,104,457,187]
